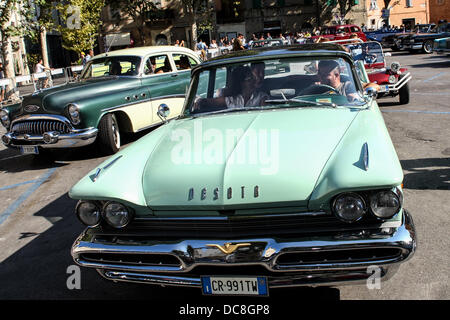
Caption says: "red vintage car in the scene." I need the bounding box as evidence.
[344,41,411,104]
[311,25,368,42]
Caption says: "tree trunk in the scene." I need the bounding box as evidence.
[1,36,18,100]
[40,26,50,68]
[190,13,197,51]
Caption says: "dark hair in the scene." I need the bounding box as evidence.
[318,60,339,74]
[229,66,252,95]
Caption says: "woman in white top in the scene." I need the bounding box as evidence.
[193,65,268,112]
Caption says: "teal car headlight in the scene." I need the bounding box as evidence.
[67,104,81,125]
[332,193,367,223]
[103,201,133,228]
[76,201,101,227]
[369,190,400,219]
[0,109,10,128]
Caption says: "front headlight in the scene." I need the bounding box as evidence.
[67,104,80,125]
[103,201,133,228]
[332,193,367,223]
[76,201,101,227]
[388,75,397,83]
[0,109,10,128]
[369,190,400,219]
[390,62,400,73]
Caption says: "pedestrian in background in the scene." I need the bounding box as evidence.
[233,33,245,51]
[34,58,51,90]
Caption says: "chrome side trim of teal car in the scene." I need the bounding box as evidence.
[69,44,416,292]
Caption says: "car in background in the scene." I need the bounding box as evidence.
[70,44,416,294]
[433,37,450,54]
[0,46,200,155]
[402,23,450,53]
[311,25,367,42]
[381,24,436,51]
[249,39,285,49]
[345,41,411,104]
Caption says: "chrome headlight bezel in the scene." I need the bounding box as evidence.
[388,75,397,83]
[369,189,401,220]
[0,109,10,128]
[67,103,81,125]
[332,192,367,223]
[75,200,102,227]
[102,201,134,229]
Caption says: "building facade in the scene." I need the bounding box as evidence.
[429,0,450,24]
[365,0,430,30]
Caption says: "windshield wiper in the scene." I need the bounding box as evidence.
[264,98,337,108]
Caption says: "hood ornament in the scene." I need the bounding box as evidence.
[206,242,251,255]
[24,105,40,112]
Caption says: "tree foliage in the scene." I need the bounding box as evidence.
[55,0,105,54]
[180,0,210,49]
[106,0,167,46]
[0,0,36,81]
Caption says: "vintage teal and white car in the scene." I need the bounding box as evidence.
[70,44,416,295]
[0,46,200,155]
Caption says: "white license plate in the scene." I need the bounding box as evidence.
[379,85,389,93]
[201,276,268,296]
[20,146,39,154]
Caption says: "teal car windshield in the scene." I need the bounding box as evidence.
[185,57,365,116]
[81,56,142,79]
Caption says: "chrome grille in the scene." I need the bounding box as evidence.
[11,120,71,135]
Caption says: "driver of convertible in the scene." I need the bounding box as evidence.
[316,60,358,101]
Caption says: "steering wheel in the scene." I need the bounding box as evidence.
[301,84,340,95]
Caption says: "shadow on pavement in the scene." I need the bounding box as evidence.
[409,60,450,69]
[401,157,450,190]
[0,193,340,301]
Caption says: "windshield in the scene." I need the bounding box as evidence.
[81,56,141,79]
[344,41,385,65]
[184,57,365,117]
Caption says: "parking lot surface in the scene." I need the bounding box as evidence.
[0,50,449,301]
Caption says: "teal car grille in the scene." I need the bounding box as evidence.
[12,120,71,135]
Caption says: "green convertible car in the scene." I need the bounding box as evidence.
[70,44,416,295]
[0,46,200,155]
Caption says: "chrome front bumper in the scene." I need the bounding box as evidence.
[2,114,98,149]
[377,72,412,96]
[71,210,416,288]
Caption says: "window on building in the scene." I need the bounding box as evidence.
[406,0,413,7]
[216,0,245,24]
[252,0,261,8]
[369,0,378,10]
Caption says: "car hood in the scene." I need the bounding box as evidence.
[142,108,360,209]
[70,104,403,214]
[20,77,139,114]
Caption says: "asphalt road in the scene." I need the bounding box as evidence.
[0,50,449,303]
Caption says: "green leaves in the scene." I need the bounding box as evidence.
[55,0,105,53]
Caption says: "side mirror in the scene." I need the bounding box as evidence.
[365,86,378,99]
[157,103,170,122]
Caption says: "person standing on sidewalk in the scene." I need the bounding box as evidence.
[233,34,245,51]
